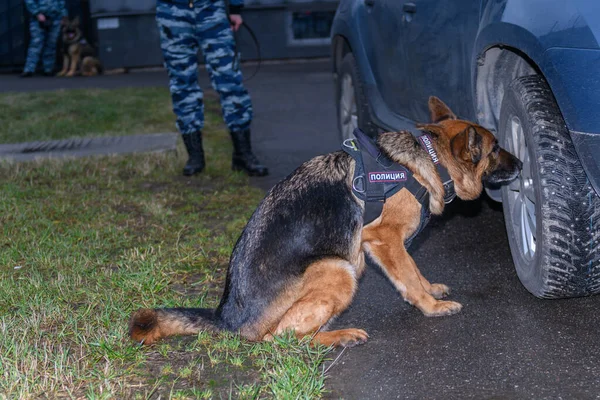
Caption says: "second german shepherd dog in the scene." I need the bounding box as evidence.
[57,17,102,77]
[130,97,522,347]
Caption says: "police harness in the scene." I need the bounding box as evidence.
[342,128,456,247]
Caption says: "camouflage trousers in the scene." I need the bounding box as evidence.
[156,0,252,135]
[23,17,62,74]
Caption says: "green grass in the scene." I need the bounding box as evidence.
[0,88,332,399]
[0,87,175,143]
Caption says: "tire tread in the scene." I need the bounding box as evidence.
[511,75,600,298]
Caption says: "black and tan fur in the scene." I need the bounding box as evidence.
[57,17,102,77]
[130,97,522,347]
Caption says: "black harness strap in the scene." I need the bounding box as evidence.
[342,128,455,248]
[414,132,457,204]
[343,131,421,215]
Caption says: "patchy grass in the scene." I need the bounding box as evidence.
[0,88,332,399]
[0,87,175,143]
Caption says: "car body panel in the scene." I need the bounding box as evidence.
[479,0,600,51]
[393,0,481,123]
[541,48,600,134]
[362,1,412,119]
[332,0,416,132]
[332,0,600,194]
[476,0,600,134]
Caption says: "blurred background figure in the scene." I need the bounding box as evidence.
[156,0,268,177]
[21,0,67,77]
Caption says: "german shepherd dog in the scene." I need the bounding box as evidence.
[129,97,522,347]
[57,17,102,77]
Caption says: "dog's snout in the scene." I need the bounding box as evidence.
[514,156,523,171]
[483,148,523,186]
[501,149,522,171]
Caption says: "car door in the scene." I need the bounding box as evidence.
[399,0,482,122]
[362,0,413,119]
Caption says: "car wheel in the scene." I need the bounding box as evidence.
[499,75,600,298]
[336,52,376,140]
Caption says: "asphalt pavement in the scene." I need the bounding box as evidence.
[3,60,600,399]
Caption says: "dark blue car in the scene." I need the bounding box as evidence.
[331,0,600,298]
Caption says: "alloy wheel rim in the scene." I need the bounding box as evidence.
[340,74,358,140]
[505,115,536,262]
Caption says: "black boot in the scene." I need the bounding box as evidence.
[181,131,205,176]
[230,129,269,176]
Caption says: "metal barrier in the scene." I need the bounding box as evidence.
[90,0,163,70]
[0,0,27,72]
[2,0,338,72]
[90,0,338,70]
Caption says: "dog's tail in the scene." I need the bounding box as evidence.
[129,307,220,345]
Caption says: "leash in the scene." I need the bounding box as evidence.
[232,21,261,82]
[224,0,261,81]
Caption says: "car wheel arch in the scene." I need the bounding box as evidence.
[475,46,540,135]
[474,40,558,198]
[332,35,352,77]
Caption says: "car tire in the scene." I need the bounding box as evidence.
[499,75,600,298]
[336,52,377,140]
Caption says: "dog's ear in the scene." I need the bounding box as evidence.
[72,16,80,26]
[428,96,457,123]
[416,123,443,137]
[61,16,69,26]
[451,126,483,164]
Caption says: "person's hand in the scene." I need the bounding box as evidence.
[229,14,242,32]
[37,14,46,22]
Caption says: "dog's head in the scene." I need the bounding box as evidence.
[418,96,522,200]
[61,17,81,43]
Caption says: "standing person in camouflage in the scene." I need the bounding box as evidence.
[156,0,268,177]
[21,0,67,77]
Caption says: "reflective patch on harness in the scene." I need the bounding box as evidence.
[368,171,407,183]
[418,134,439,164]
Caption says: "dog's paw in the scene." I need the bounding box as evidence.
[429,283,450,299]
[66,71,75,77]
[424,300,462,317]
[333,328,369,348]
[339,329,369,347]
